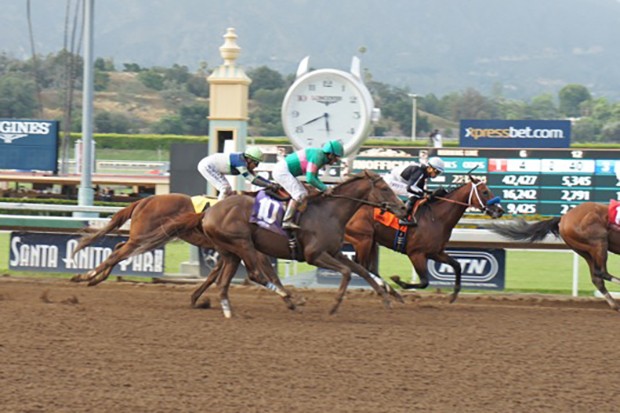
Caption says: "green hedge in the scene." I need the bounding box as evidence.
[66,133,620,150]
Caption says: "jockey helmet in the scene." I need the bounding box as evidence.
[322,140,344,157]
[427,156,445,173]
[244,147,264,163]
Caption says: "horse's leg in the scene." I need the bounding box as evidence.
[250,254,298,311]
[337,252,399,306]
[70,241,126,282]
[190,257,226,308]
[310,251,392,314]
[216,253,242,318]
[349,237,402,302]
[582,248,620,311]
[309,252,356,315]
[86,241,139,286]
[391,253,429,289]
[429,251,462,303]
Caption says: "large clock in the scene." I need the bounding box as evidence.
[281,56,376,156]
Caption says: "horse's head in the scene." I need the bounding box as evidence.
[364,170,408,219]
[466,176,504,218]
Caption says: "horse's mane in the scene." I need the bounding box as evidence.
[305,170,378,202]
[427,177,480,203]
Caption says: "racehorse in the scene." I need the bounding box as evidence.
[133,170,407,317]
[345,177,504,303]
[490,202,620,311]
[69,193,296,310]
[70,194,210,286]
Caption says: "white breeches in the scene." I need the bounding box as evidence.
[197,159,231,199]
[272,161,307,202]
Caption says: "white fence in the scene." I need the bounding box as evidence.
[0,202,583,296]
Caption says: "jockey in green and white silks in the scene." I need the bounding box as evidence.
[272,140,344,229]
[197,147,273,200]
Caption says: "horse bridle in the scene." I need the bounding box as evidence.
[327,175,399,214]
[434,181,501,213]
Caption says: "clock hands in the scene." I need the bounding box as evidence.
[301,113,329,127]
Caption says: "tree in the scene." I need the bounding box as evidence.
[186,74,209,98]
[247,66,285,98]
[152,115,184,134]
[248,89,285,136]
[95,57,115,72]
[178,104,209,135]
[571,117,601,142]
[449,88,498,120]
[527,94,559,119]
[94,111,134,133]
[138,69,165,90]
[558,84,591,117]
[0,74,38,117]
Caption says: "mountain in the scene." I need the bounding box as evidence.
[3,0,620,100]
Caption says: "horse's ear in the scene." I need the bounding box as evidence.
[466,165,479,182]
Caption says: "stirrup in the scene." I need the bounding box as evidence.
[282,221,300,230]
[398,218,417,227]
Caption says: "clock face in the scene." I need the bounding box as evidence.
[281,69,371,154]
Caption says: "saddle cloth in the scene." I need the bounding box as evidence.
[373,208,409,232]
[249,190,287,236]
[191,195,217,213]
[608,199,620,226]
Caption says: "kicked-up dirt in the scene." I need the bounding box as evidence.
[1,277,619,413]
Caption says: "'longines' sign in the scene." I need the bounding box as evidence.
[9,232,165,277]
[0,119,59,173]
[460,120,571,148]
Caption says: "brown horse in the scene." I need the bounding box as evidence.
[345,177,504,302]
[70,194,211,286]
[69,193,295,310]
[490,202,620,311]
[134,170,407,317]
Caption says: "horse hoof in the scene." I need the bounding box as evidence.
[449,293,459,304]
[70,275,82,282]
[390,275,402,283]
[194,298,211,309]
[293,296,307,306]
[328,304,340,315]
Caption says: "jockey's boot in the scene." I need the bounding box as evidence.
[399,198,418,227]
[282,200,300,229]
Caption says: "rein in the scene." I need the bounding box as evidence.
[325,174,396,213]
[328,193,392,211]
[433,181,500,212]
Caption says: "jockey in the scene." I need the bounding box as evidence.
[197,146,274,200]
[272,139,344,229]
[385,156,445,227]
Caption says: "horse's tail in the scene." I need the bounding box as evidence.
[72,199,143,257]
[490,217,561,242]
[132,211,205,256]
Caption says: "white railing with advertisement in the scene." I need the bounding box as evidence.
[0,202,581,295]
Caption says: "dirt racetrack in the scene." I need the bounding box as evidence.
[1,276,620,413]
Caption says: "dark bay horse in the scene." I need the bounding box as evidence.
[134,170,407,317]
[345,177,504,303]
[490,202,620,311]
[69,193,295,310]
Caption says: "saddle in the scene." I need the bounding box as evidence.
[190,195,217,213]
